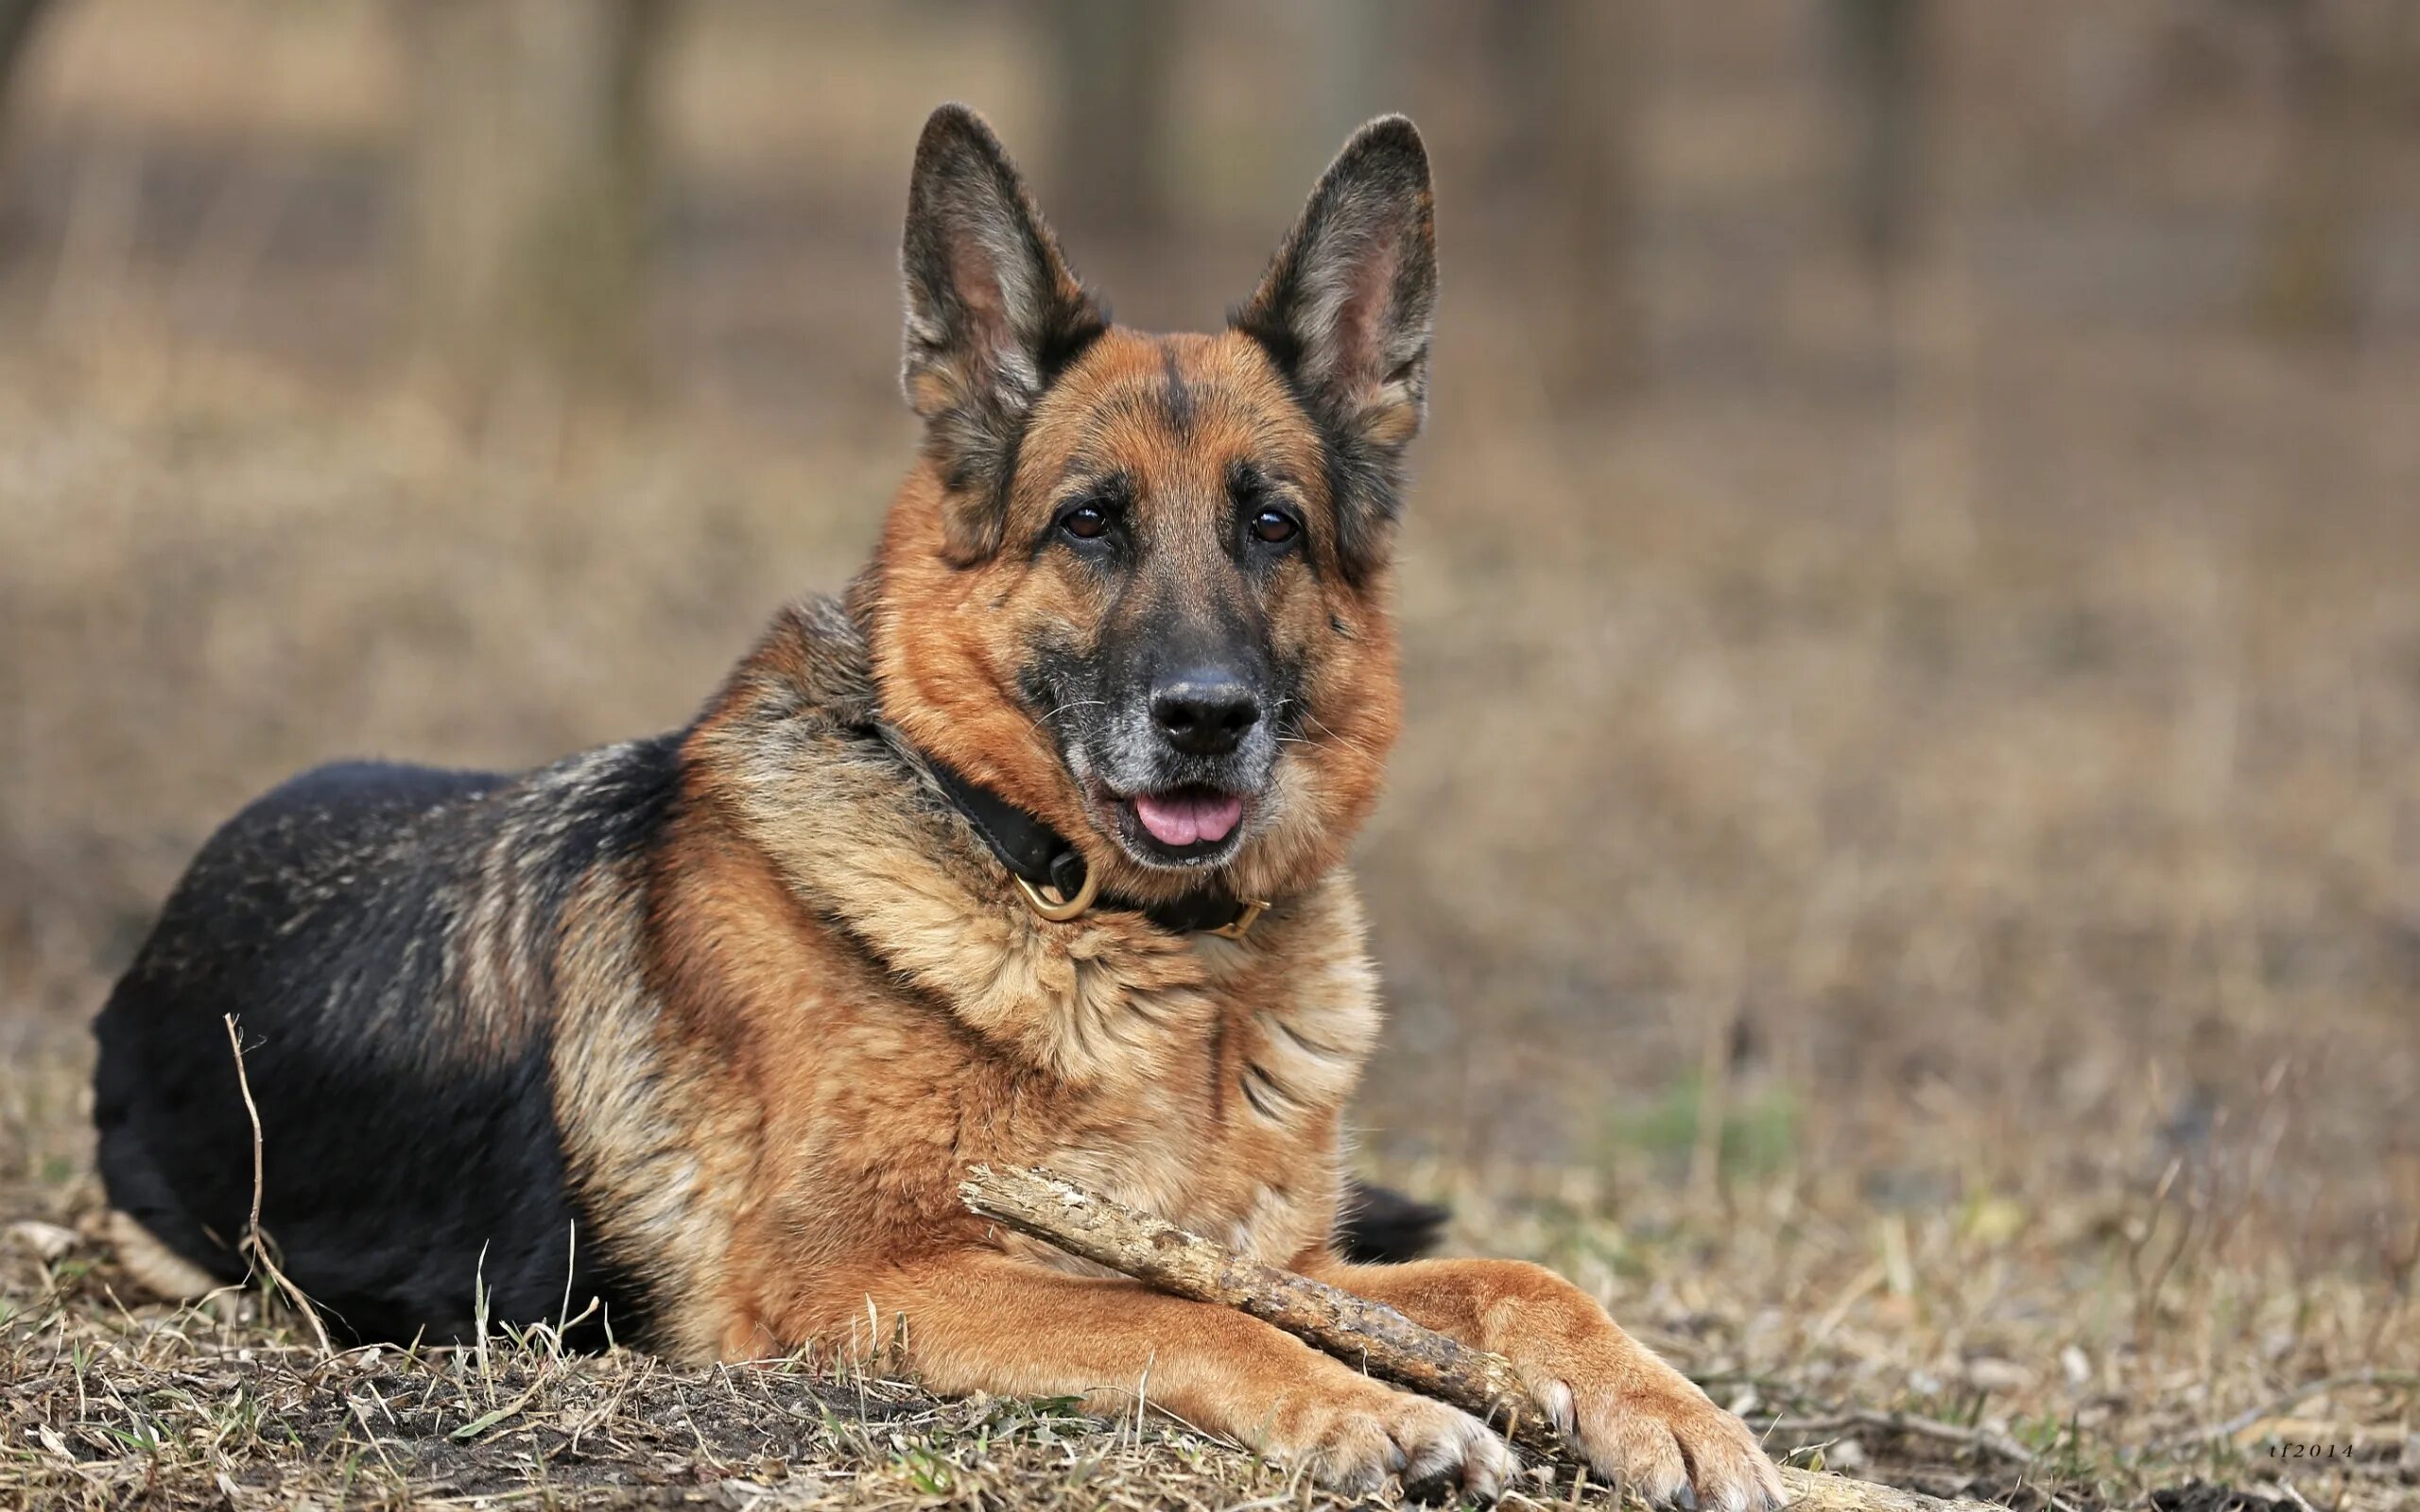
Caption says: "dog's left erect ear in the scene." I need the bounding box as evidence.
[901,104,1107,564]
[1234,116,1436,578]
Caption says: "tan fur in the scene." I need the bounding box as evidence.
[633,594,1379,1355]
[107,1211,223,1302]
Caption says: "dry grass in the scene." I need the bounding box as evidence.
[3,1157,2414,1509]
[0,1260,1379,1509]
[6,2,2420,1507]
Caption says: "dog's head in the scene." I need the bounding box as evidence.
[867,104,1434,907]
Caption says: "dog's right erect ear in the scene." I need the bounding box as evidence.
[901,104,1106,565]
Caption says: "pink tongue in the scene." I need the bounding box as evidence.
[1133,790,1244,848]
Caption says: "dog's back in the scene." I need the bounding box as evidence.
[94,750,675,1343]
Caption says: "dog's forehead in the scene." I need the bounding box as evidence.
[1036,331,1322,494]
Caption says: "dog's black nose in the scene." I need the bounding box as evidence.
[1150,673,1260,756]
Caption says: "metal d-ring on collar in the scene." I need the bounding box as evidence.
[921,757,1269,937]
[1011,868,1098,923]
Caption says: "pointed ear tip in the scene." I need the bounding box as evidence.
[914,102,1006,165]
[921,101,985,133]
[1342,114,1430,173]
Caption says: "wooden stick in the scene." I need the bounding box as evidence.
[961,1164,2007,1512]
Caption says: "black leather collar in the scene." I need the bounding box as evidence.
[923,759,1260,936]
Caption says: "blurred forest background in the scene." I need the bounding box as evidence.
[2,0,2417,1313]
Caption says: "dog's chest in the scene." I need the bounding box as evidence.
[1008,935,1383,1263]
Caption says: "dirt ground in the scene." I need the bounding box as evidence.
[4,3,2419,1507]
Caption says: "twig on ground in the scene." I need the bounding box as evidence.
[959,1163,2009,1512]
[1764,1409,2034,1468]
[222,1013,334,1355]
[2146,1368,2420,1457]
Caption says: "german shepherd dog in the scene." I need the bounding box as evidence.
[95,107,1781,1506]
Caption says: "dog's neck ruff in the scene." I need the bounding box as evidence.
[921,758,1264,936]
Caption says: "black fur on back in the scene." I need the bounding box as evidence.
[92,744,680,1347]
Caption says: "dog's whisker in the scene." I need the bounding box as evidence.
[1296,711,1388,766]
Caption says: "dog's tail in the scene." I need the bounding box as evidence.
[1335,1177,1451,1263]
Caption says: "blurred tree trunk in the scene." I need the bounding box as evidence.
[399,0,672,416]
[1826,0,1925,285]
[1488,0,1647,403]
[1826,1,1972,570]
[1043,0,1176,248]
[0,0,50,136]
[2245,0,2383,341]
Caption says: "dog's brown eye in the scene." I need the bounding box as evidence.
[1251,509,1298,544]
[1062,505,1109,541]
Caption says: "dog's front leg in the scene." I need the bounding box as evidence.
[1302,1256,1784,1511]
[866,1252,1514,1499]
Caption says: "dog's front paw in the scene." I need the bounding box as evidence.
[1492,1276,1783,1510]
[1266,1383,1516,1501]
[1534,1363,1781,1512]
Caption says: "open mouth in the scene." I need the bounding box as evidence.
[1119,785,1246,864]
